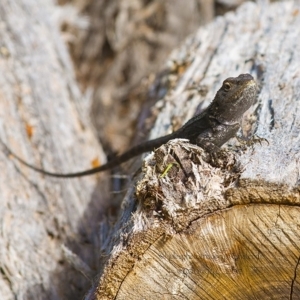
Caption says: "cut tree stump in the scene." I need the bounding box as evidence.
[90,2,300,299]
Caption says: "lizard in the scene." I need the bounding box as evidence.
[3,73,257,178]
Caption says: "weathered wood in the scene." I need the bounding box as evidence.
[0,0,109,299]
[92,2,300,299]
[117,204,300,299]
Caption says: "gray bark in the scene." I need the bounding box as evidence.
[0,1,109,299]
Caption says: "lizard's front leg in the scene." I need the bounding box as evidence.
[196,123,240,166]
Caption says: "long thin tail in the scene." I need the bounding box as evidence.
[1,134,174,178]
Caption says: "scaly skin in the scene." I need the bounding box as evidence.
[3,74,257,178]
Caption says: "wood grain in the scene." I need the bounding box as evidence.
[118,205,300,299]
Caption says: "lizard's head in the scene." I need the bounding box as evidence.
[213,73,257,124]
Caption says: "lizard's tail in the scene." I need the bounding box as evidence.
[1,133,175,178]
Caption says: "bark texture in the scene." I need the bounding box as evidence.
[91,2,300,299]
[0,1,109,299]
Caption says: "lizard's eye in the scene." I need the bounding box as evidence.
[223,82,231,92]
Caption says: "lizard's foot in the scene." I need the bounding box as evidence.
[251,135,269,146]
[236,135,269,150]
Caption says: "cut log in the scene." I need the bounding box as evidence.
[91,2,300,299]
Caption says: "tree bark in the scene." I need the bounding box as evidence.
[91,1,300,299]
[0,1,109,299]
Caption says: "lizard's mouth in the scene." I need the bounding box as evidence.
[246,80,256,87]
